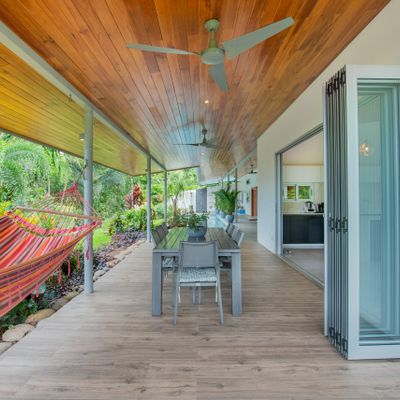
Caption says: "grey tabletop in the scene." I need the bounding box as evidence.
[153,227,240,252]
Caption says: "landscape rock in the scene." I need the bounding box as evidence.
[93,270,105,281]
[107,260,118,268]
[0,342,12,355]
[26,309,55,326]
[2,324,34,342]
[63,291,79,301]
[51,296,69,311]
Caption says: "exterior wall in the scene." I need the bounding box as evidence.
[176,189,196,212]
[257,1,400,252]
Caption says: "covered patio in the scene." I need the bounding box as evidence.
[1,226,400,399]
[2,0,400,397]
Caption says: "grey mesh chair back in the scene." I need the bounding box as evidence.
[232,228,245,247]
[151,229,162,245]
[161,223,169,235]
[156,226,166,241]
[179,241,218,269]
[225,223,231,233]
[229,224,238,238]
[227,224,235,237]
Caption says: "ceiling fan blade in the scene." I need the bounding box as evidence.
[202,142,219,149]
[127,43,197,56]
[222,16,294,60]
[209,63,228,92]
[173,143,200,146]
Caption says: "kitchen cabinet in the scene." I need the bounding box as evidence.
[283,214,324,244]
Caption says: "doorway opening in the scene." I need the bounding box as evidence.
[250,186,258,220]
[276,127,324,286]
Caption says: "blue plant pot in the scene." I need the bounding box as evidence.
[188,226,207,239]
[225,214,234,223]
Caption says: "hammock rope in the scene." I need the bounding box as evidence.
[0,183,101,317]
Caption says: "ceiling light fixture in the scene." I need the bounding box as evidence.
[359,142,370,157]
[204,99,209,104]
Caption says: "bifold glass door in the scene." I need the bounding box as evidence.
[325,65,400,359]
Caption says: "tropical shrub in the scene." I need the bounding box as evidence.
[214,187,240,215]
[0,201,11,217]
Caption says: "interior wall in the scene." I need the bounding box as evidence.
[257,1,400,252]
[237,173,257,215]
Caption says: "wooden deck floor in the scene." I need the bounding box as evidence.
[1,231,400,399]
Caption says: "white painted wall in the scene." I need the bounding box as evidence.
[257,1,400,252]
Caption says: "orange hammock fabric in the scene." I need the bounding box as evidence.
[0,183,101,317]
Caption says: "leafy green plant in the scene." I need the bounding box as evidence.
[214,187,240,215]
[182,211,208,231]
[0,201,11,217]
[0,298,38,331]
[108,212,125,235]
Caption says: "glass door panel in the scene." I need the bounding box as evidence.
[358,82,400,345]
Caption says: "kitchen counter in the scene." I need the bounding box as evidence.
[283,214,324,244]
[284,213,324,216]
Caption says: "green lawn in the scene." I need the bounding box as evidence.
[153,218,165,227]
[92,217,165,250]
[93,219,112,249]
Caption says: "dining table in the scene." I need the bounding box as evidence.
[152,227,242,316]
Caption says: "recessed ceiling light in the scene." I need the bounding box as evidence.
[204,99,209,104]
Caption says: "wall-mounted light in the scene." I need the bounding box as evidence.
[204,99,209,104]
[359,142,370,157]
[79,133,84,141]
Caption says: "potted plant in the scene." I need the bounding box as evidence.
[214,190,225,217]
[215,187,240,223]
[183,211,208,239]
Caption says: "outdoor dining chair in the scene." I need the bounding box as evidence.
[173,241,223,325]
[160,222,169,236]
[152,228,176,286]
[227,224,236,237]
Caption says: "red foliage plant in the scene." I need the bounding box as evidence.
[125,184,143,209]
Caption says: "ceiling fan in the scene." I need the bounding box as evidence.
[127,17,294,92]
[173,128,218,149]
[249,163,257,174]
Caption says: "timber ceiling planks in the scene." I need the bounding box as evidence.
[0,0,389,179]
[0,44,160,175]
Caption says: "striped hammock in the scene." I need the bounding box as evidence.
[0,183,101,317]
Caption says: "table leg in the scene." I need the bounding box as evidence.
[231,252,242,316]
[152,253,162,316]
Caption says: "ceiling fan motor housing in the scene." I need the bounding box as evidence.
[201,47,225,65]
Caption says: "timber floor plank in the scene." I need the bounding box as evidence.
[0,231,400,399]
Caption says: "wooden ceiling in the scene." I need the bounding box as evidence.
[0,0,389,179]
[0,44,161,175]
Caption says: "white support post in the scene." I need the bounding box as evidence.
[84,108,94,294]
[164,171,168,224]
[234,168,238,223]
[146,157,152,242]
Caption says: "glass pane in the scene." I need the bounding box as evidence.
[358,81,400,345]
[298,185,312,200]
[287,185,296,200]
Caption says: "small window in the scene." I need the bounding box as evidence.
[287,185,297,200]
[298,185,312,200]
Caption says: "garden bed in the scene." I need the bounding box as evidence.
[0,228,145,346]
